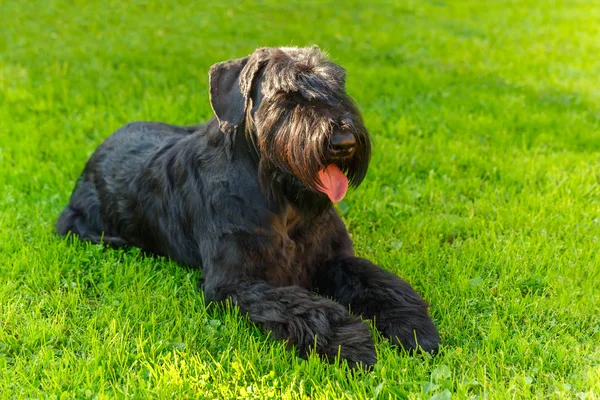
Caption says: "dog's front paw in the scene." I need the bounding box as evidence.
[379,310,441,354]
[326,316,377,368]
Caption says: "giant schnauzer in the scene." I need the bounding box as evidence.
[56,46,440,367]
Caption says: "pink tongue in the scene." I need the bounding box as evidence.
[316,164,348,203]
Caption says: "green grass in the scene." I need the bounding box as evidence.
[1,0,599,398]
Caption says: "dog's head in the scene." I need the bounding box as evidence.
[209,46,371,211]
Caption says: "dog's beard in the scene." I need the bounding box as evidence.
[252,93,371,216]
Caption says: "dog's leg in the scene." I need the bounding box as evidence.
[56,178,128,247]
[204,281,377,367]
[312,257,440,354]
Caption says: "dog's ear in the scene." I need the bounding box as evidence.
[209,49,269,134]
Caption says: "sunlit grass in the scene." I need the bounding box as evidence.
[0,0,598,398]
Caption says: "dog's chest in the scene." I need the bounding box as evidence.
[274,207,350,285]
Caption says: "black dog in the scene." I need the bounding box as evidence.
[57,46,440,367]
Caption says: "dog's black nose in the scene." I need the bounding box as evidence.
[330,132,356,153]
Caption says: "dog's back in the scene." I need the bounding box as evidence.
[56,119,270,267]
[56,122,198,251]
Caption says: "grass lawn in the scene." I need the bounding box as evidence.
[1,0,599,398]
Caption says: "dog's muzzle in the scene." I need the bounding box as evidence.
[328,131,356,157]
[315,132,358,204]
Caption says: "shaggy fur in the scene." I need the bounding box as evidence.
[56,46,440,367]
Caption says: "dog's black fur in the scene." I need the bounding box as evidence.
[56,46,440,367]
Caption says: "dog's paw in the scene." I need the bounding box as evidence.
[326,316,377,368]
[379,312,441,354]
